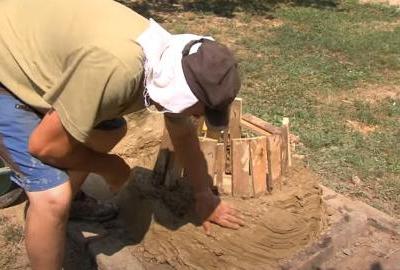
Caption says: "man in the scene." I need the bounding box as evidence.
[0,0,244,269]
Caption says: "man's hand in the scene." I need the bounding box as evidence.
[164,115,245,233]
[195,191,244,235]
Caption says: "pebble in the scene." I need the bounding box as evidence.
[343,249,352,256]
[352,176,362,185]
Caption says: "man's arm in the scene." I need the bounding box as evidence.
[28,110,130,191]
[165,115,244,233]
[164,116,211,194]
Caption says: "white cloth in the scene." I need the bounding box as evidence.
[136,19,213,113]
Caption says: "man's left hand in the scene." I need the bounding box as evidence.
[195,191,245,235]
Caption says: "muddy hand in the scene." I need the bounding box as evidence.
[195,192,245,235]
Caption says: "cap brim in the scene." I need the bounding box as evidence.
[204,107,230,131]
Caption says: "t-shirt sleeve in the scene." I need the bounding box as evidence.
[44,46,143,143]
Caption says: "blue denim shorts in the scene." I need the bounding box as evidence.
[0,90,125,192]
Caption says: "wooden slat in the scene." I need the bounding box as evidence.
[215,143,225,194]
[249,137,267,197]
[280,117,291,175]
[206,129,223,140]
[242,114,282,135]
[153,129,173,185]
[164,152,183,187]
[199,138,218,188]
[222,174,232,195]
[282,117,292,167]
[266,135,282,192]
[229,98,242,139]
[240,119,272,136]
[158,129,184,188]
[231,138,252,198]
[223,131,232,174]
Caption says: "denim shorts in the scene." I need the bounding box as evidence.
[0,90,125,192]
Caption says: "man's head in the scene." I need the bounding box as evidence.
[181,38,241,129]
[145,32,241,130]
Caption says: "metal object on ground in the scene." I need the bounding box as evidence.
[0,166,24,208]
[0,166,12,196]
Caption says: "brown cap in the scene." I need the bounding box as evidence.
[182,39,241,129]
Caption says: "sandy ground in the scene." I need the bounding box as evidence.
[84,110,327,269]
[0,109,398,269]
[360,0,400,5]
[120,164,326,269]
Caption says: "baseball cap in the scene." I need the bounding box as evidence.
[182,39,241,130]
[137,19,240,128]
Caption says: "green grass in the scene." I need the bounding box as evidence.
[133,0,400,216]
[230,0,400,214]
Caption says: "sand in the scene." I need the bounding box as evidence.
[104,110,327,269]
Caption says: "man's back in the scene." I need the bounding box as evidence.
[0,0,149,142]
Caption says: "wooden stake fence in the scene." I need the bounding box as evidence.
[154,98,292,199]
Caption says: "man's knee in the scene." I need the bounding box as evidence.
[27,183,72,220]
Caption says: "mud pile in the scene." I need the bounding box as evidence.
[111,111,326,269]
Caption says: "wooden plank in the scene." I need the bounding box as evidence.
[206,129,223,140]
[223,131,232,174]
[222,174,232,195]
[164,152,183,187]
[242,114,282,135]
[249,137,267,197]
[282,117,292,167]
[229,98,242,139]
[153,129,173,185]
[215,143,225,193]
[199,138,218,188]
[231,138,252,198]
[266,135,282,192]
[240,119,272,136]
[280,117,291,175]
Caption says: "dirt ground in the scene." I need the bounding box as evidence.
[1,108,399,269]
[360,0,400,5]
[82,110,325,269]
[111,162,325,269]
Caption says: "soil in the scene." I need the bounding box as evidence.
[104,111,327,269]
[121,165,326,269]
[360,0,400,5]
[345,119,377,135]
[321,225,400,270]
[0,204,28,270]
[1,109,399,269]
[316,84,400,107]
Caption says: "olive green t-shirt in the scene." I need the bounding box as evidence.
[0,0,149,142]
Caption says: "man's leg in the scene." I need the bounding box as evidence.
[25,131,125,269]
[68,119,127,221]
[0,91,126,269]
[25,181,72,270]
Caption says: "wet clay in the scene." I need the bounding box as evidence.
[111,111,326,270]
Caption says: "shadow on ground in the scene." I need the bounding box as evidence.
[117,0,339,19]
[66,156,214,268]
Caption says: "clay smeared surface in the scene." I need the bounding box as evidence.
[111,111,326,269]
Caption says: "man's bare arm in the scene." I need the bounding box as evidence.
[28,110,130,190]
[164,116,212,194]
[165,115,244,233]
